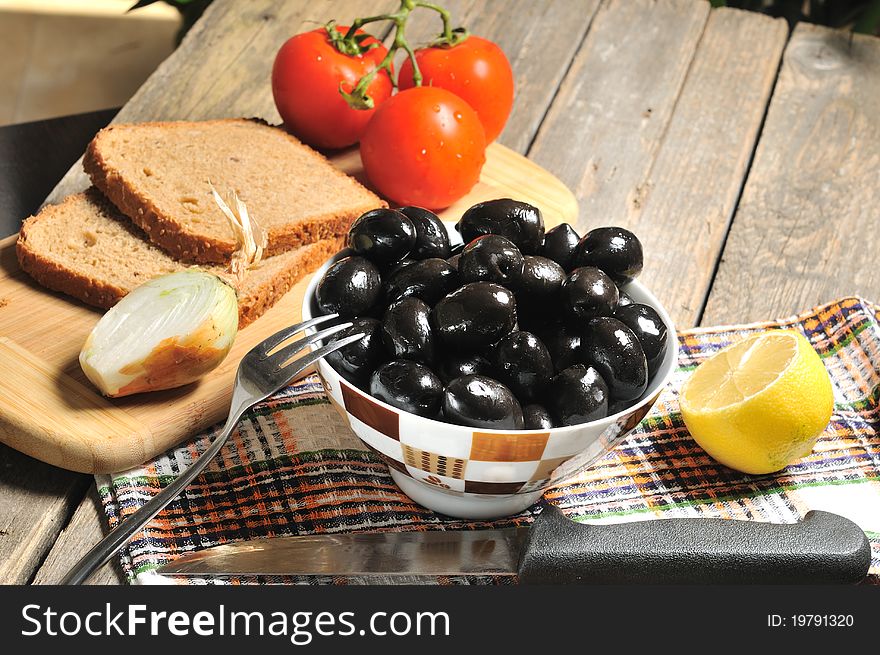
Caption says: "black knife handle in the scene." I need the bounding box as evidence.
[517,505,871,584]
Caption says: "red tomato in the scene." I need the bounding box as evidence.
[398,36,514,143]
[360,87,486,209]
[271,27,392,149]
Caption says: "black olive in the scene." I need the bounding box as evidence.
[581,316,648,401]
[456,198,545,254]
[447,252,462,270]
[381,297,435,364]
[517,310,559,335]
[348,208,416,265]
[385,258,459,305]
[617,290,635,307]
[442,375,524,429]
[448,242,465,257]
[572,227,643,284]
[324,317,385,385]
[316,256,382,318]
[523,404,555,429]
[538,323,583,371]
[398,206,451,259]
[562,266,619,321]
[387,258,418,277]
[436,352,494,385]
[491,331,554,402]
[541,223,580,270]
[369,360,443,418]
[458,234,525,286]
[614,302,668,375]
[546,365,609,426]
[514,255,566,309]
[431,282,517,351]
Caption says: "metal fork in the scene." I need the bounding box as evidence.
[60,313,361,585]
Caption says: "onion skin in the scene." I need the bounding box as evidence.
[79,270,238,397]
[113,319,232,396]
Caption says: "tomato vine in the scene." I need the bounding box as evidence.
[327,0,469,110]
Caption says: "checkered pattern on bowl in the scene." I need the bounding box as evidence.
[318,361,661,498]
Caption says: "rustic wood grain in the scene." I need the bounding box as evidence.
[45,0,394,204]
[703,24,880,324]
[402,0,601,154]
[43,0,596,201]
[527,0,710,231]
[0,137,575,475]
[32,483,126,585]
[0,444,89,584]
[0,113,112,587]
[22,0,588,584]
[627,8,787,325]
[13,0,396,588]
[527,1,787,328]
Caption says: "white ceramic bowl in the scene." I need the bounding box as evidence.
[302,225,678,519]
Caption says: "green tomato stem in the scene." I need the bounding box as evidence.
[414,1,469,46]
[330,0,467,111]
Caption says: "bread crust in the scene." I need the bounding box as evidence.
[16,193,340,327]
[17,195,128,310]
[83,118,382,264]
[236,237,340,328]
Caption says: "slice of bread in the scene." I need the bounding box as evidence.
[83,118,381,264]
[17,189,338,327]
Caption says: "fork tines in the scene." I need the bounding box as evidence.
[268,321,355,369]
[256,313,340,359]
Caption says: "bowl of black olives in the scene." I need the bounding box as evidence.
[303,199,678,519]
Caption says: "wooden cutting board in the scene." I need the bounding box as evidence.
[0,143,576,474]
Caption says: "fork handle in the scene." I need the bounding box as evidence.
[59,408,245,585]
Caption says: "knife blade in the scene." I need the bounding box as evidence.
[156,506,871,584]
[158,526,527,578]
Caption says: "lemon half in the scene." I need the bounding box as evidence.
[679,330,833,474]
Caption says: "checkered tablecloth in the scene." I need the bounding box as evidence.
[97,296,880,584]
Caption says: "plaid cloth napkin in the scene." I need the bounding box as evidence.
[97,296,880,584]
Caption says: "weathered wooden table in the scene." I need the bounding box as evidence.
[1,0,878,585]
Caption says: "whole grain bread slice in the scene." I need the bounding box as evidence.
[83,118,381,264]
[17,189,337,328]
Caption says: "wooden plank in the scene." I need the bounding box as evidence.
[0,141,574,475]
[6,0,398,588]
[32,483,126,585]
[0,444,89,584]
[626,8,787,325]
[527,0,710,228]
[10,0,589,585]
[402,0,601,154]
[45,0,394,204]
[526,1,787,328]
[43,0,598,200]
[703,24,880,325]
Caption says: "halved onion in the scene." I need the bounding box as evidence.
[80,270,238,397]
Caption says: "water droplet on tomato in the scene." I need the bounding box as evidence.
[420,148,427,156]
[432,104,441,113]
[454,112,463,121]
[316,55,322,62]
